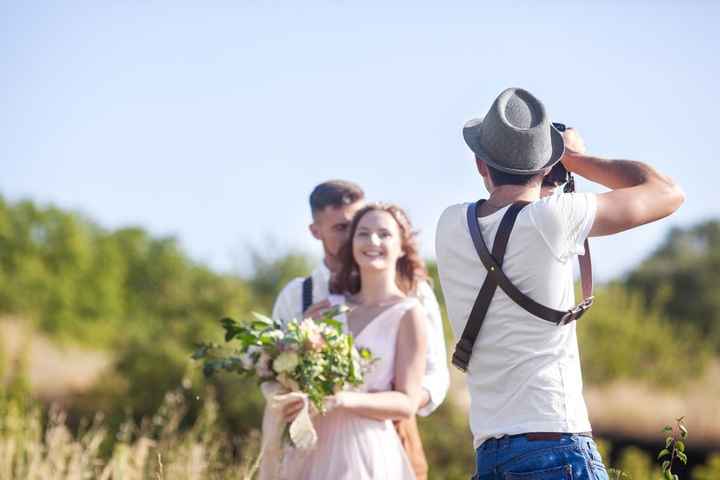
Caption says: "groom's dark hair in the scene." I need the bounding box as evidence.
[309,180,365,216]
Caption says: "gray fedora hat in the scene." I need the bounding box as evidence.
[463,88,565,175]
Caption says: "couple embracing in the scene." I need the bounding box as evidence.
[270,88,684,479]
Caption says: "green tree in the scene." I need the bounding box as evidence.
[627,221,720,351]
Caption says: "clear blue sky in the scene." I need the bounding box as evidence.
[2,1,718,281]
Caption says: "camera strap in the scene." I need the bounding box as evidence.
[451,200,594,372]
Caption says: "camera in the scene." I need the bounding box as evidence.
[543,122,575,193]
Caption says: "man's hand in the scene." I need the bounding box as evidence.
[560,128,587,172]
[563,127,586,154]
[303,299,332,320]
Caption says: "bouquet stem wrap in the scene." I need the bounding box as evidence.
[259,382,317,480]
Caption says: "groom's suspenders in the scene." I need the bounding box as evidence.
[451,200,594,372]
[301,276,313,313]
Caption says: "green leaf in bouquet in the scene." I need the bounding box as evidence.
[259,331,282,346]
[252,312,275,325]
[221,317,247,342]
[221,317,239,329]
[191,342,216,360]
[322,317,344,333]
[251,321,275,332]
[322,304,350,319]
[236,331,259,347]
[202,359,225,377]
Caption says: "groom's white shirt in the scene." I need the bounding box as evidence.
[272,262,450,416]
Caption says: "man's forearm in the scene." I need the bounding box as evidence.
[563,152,676,191]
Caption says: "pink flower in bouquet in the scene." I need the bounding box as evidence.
[300,319,326,351]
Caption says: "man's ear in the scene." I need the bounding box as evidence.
[309,223,322,240]
[475,157,489,178]
[475,156,490,178]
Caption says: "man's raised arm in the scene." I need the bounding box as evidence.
[561,129,685,237]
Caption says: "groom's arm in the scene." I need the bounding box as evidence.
[415,281,450,416]
[271,278,304,326]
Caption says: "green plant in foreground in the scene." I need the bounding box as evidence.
[657,416,688,480]
[606,417,689,480]
[607,467,631,480]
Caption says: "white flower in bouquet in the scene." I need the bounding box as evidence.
[273,351,300,374]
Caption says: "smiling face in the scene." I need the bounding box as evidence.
[310,201,365,262]
[352,210,405,273]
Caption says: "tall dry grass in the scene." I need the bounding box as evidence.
[0,389,260,480]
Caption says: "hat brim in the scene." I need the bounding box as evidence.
[463,118,565,175]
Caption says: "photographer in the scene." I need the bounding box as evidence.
[435,88,684,479]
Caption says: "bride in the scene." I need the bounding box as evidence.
[280,203,429,479]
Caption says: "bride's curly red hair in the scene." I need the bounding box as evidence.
[331,203,427,295]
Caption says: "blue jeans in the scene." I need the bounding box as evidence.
[472,433,609,480]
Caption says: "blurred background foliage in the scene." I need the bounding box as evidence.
[1,193,719,479]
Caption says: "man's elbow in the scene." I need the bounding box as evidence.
[669,183,686,213]
[658,178,686,217]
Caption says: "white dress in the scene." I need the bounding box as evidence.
[280,298,418,479]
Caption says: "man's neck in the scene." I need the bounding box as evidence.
[323,256,341,275]
[481,184,541,215]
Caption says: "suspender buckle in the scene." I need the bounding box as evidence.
[451,338,474,372]
[559,296,594,325]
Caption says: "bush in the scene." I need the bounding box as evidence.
[694,453,720,480]
[577,284,708,386]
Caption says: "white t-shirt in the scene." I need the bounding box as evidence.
[435,192,597,448]
[271,263,450,417]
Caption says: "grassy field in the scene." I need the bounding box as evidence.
[3,318,720,480]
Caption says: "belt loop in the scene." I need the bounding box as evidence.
[499,435,510,450]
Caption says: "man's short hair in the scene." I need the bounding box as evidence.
[487,164,542,187]
[309,180,365,215]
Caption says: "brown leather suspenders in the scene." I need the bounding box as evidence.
[451,200,594,372]
[301,276,313,313]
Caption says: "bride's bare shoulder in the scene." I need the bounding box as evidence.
[399,301,427,337]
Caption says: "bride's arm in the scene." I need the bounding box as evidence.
[332,305,428,421]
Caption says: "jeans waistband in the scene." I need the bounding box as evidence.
[478,432,593,451]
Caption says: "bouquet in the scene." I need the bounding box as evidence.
[192,306,376,414]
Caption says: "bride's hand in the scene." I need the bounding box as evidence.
[282,398,306,423]
[323,391,350,413]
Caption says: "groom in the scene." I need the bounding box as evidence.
[436,88,684,478]
[272,180,449,480]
